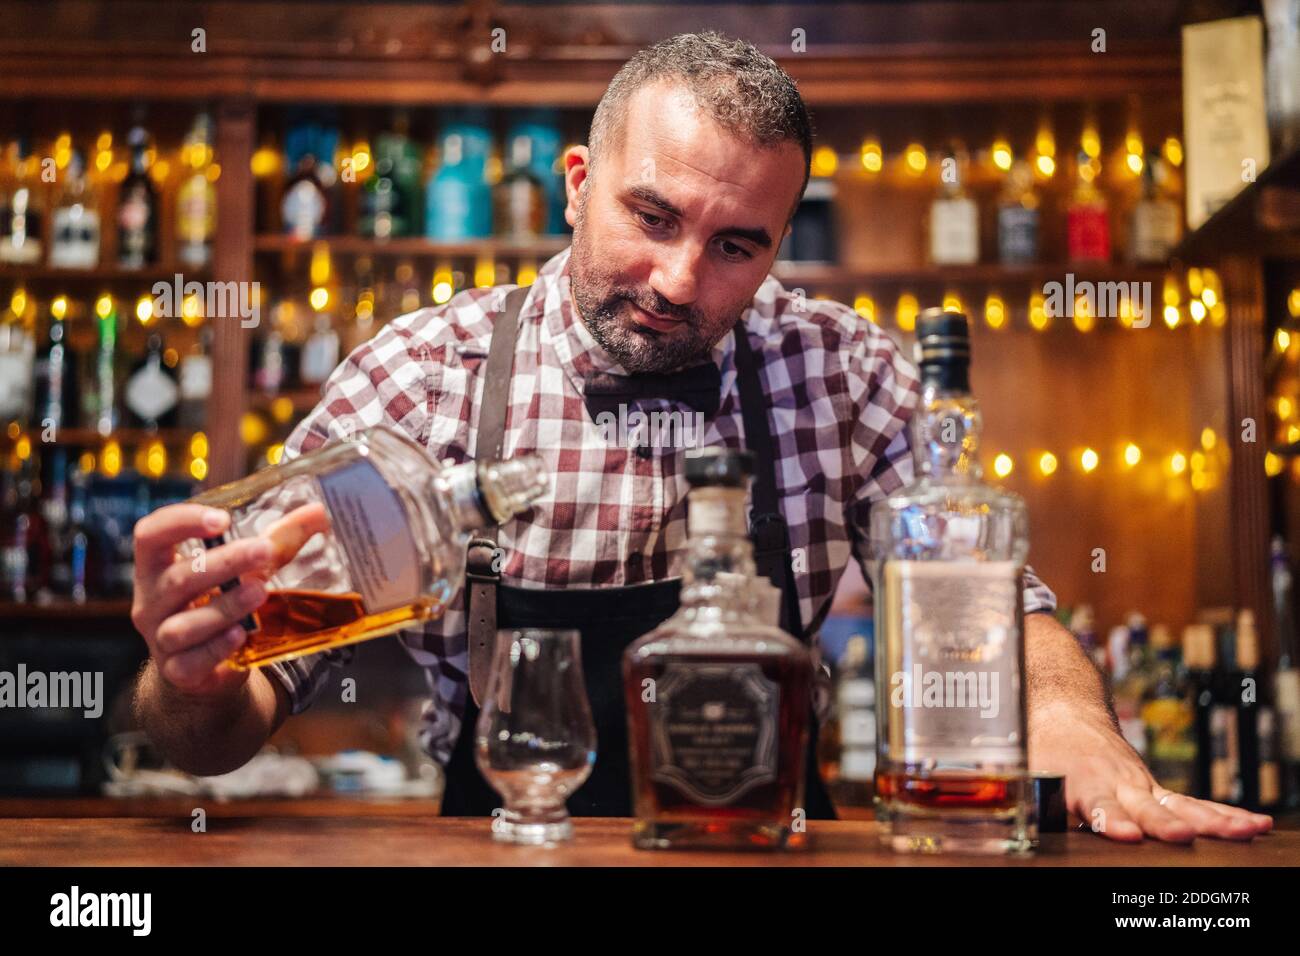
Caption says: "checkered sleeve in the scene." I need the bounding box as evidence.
[841,327,1057,617]
[262,316,436,715]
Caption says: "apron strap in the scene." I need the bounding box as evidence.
[466,285,530,707]
[731,323,806,641]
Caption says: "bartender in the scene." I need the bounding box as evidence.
[131,31,1270,843]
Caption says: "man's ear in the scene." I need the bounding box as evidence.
[564,145,590,228]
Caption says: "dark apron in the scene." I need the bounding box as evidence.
[439,287,836,820]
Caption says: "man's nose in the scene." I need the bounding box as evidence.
[648,241,701,310]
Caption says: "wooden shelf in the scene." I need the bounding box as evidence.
[0,263,209,283]
[770,262,1175,287]
[253,234,571,259]
[0,599,132,620]
[0,428,196,447]
[1174,147,1300,261]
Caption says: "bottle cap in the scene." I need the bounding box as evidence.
[684,446,754,488]
[1032,771,1068,833]
[1182,623,1216,670]
[1236,608,1259,670]
[916,308,971,365]
[1150,623,1175,651]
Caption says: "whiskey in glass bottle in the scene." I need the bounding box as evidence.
[185,427,548,670]
[624,447,812,850]
[868,308,1033,854]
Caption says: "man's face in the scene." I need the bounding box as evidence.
[563,82,805,374]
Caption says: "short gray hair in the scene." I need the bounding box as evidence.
[588,31,813,218]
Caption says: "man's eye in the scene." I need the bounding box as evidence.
[636,210,665,228]
[719,240,751,260]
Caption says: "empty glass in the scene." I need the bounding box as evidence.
[475,628,596,844]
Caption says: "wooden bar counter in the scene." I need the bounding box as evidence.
[2,814,1297,866]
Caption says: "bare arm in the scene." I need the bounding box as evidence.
[1024,612,1271,842]
[132,660,289,776]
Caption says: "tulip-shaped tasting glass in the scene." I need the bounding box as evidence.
[476,628,596,844]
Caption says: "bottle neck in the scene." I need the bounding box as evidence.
[913,366,983,480]
[679,486,757,610]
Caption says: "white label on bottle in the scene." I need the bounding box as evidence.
[930,198,979,264]
[180,354,213,400]
[124,360,179,423]
[0,350,33,418]
[300,330,340,384]
[880,560,1025,767]
[317,458,419,614]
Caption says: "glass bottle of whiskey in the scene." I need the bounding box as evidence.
[184,427,548,670]
[623,446,812,850]
[868,308,1033,854]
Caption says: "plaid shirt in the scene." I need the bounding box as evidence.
[268,246,1057,766]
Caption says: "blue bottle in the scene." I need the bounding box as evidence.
[425,108,493,241]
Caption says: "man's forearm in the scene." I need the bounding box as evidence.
[1024,612,1117,735]
[132,662,284,776]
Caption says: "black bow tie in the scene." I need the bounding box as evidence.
[582,363,722,420]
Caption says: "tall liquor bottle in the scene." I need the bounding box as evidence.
[1272,536,1300,807]
[624,447,812,850]
[186,427,548,669]
[493,134,546,239]
[124,332,180,429]
[359,112,422,239]
[1234,609,1279,809]
[822,633,876,810]
[869,308,1032,854]
[82,296,118,436]
[49,147,100,268]
[0,136,44,265]
[177,111,217,269]
[33,300,78,433]
[0,293,35,425]
[928,147,979,265]
[425,110,493,241]
[1184,623,1216,798]
[1129,153,1182,264]
[1066,150,1110,263]
[0,453,50,602]
[1209,621,1241,804]
[280,121,332,241]
[178,325,212,431]
[117,119,158,269]
[997,160,1040,265]
[1141,623,1195,793]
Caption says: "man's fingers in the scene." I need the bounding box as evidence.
[153,581,266,657]
[1070,782,1145,842]
[150,537,274,625]
[134,504,230,575]
[160,625,248,693]
[1157,791,1270,840]
[262,503,331,570]
[1115,782,1196,844]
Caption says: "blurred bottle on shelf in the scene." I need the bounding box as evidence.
[281,120,335,241]
[1272,535,1300,808]
[33,298,79,433]
[178,325,212,431]
[0,135,44,265]
[1129,152,1182,264]
[1141,623,1195,793]
[80,295,119,437]
[928,146,979,265]
[300,310,340,386]
[1263,0,1300,154]
[493,133,546,240]
[117,116,158,269]
[1108,618,1150,758]
[1069,603,1107,672]
[1233,609,1280,810]
[820,633,875,811]
[425,109,493,241]
[55,463,93,603]
[0,292,35,424]
[1207,614,1241,804]
[177,111,217,269]
[508,110,566,234]
[49,147,100,269]
[359,111,422,240]
[996,159,1040,265]
[1,453,50,602]
[124,332,180,430]
[1066,150,1110,263]
[1183,622,1217,799]
[252,299,292,395]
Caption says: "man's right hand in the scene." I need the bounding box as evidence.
[131,504,274,701]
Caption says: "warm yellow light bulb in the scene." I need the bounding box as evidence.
[474,258,496,289]
[270,396,295,424]
[94,294,114,319]
[1080,448,1099,473]
[1038,451,1058,476]
[1123,443,1141,467]
[1163,136,1183,167]
[991,139,1013,172]
[1266,452,1284,477]
[136,295,154,325]
[854,293,876,323]
[1201,427,1217,450]
[266,443,285,465]
[1168,452,1187,476]
[190,432,209,458]
[1288,288,1300,318]
[1035,154,1056,178]
[942,292,963,314]
[993,453,1013,477]
[811,145,838,178]
[1277,329,1292,353]
[904,144,927,175]
[984,294,1006,329]
[896,293,919,332]
[1126,151,1144,175]
[1029,292,1049,331]
[1164,305,1181,328]
[51,296,68,320]
[101,440,122,478]
[309,287,330,312]
[860,139,883,174]
[516,261,539,286]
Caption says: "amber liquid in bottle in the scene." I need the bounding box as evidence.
[214,588,446,670]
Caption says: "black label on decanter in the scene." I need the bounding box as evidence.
[649,663,779,806]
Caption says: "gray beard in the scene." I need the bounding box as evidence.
[582,301,714,374]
